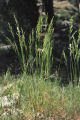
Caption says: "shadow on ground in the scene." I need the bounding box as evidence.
[0,46,21,75]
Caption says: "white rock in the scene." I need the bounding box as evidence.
[0,96,15,107]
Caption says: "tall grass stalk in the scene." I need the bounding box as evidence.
[6,15,27,72]
[6,15,54,77]
[36,15,54,78]
[63,18,80,84]
[43,18,54,77]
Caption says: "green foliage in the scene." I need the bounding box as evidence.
[6,15,54,78]
[43,17,54,77]
[6,15,27,72]
[36,15,54,78]
[63,18,80,84]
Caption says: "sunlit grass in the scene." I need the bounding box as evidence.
[0,72,80,119]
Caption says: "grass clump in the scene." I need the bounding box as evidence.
[63,18,80,84]
[6,15,54,78]
[6,15,28,72]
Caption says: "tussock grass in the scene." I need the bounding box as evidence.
[63,18,80,84]
[6,15,54,79]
